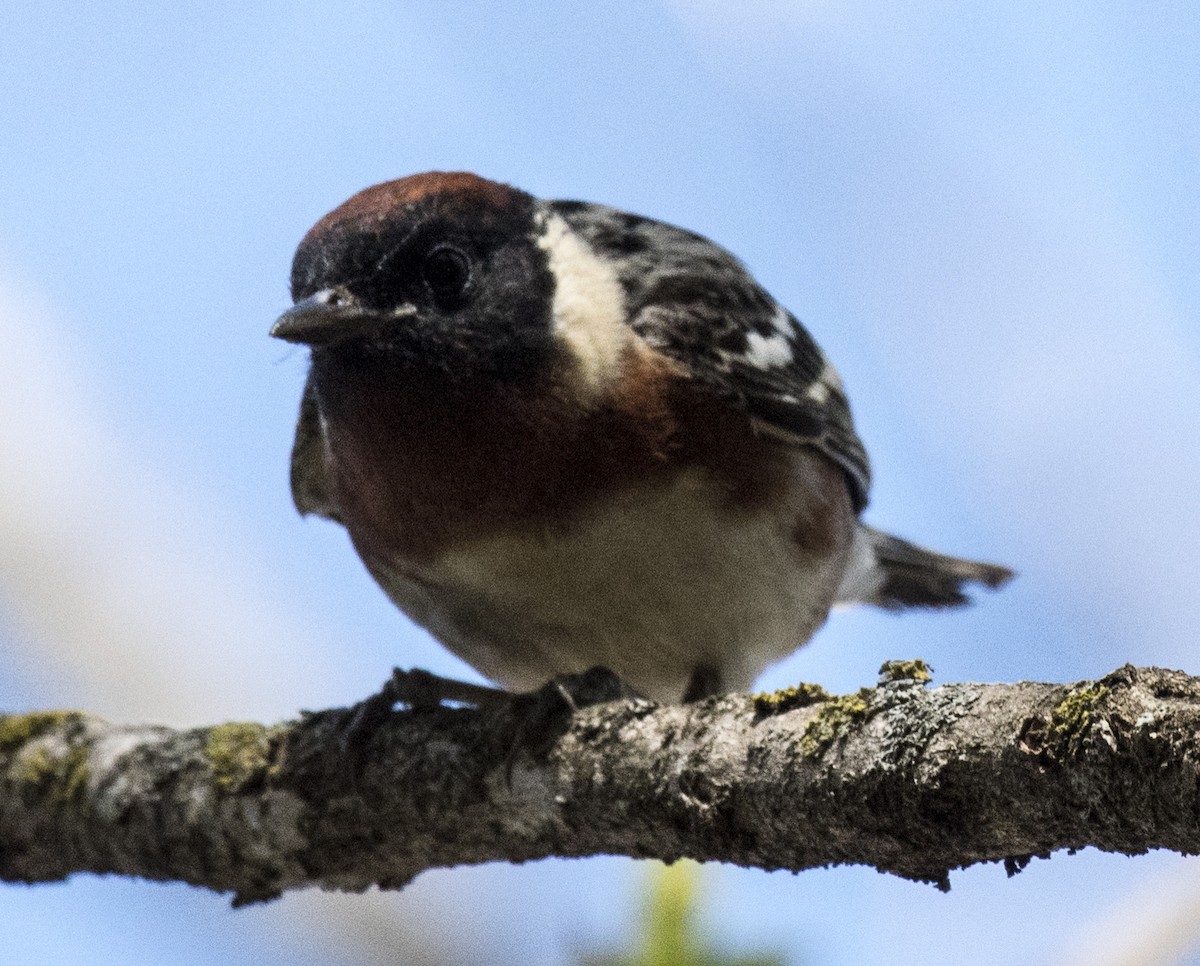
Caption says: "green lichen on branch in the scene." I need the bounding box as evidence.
[1,712,91,806]
[20,744,90,805]
[752,682,831,717]
[204,723,275,790]
[0,712,83,756]
[800,688,875,756]
[7,665,1200,900]
[878,659,934,685]
[1048,684,1110,759]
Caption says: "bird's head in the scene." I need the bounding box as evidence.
[273,172,566,382]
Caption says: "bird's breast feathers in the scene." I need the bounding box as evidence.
[361,451,854,703]
[302,340,855,701]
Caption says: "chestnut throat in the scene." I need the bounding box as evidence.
[309,345,791,561]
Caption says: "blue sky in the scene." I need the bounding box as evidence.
[2,3,1199,964]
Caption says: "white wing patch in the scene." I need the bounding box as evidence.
[806,381,831,404]
[536,211,632,395]
[745,330,794,367]
[765,302,788,332]
[805,357,844,403]
[817,357,843,390]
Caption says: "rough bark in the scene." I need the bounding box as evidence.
[2,662,1199,904]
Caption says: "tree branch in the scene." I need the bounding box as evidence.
[2,662,1198,903]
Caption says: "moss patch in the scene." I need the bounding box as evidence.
[8,738,90,806]
[1048,685,1109,759]
[1,713,90,806]
[205,723,274,790]
[801,688,875,756]
[878,659,934,685]
[0,712,82,756]
[47,745,90,804]
[753,682,831,717]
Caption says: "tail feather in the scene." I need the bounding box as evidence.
[837,524,1014,610]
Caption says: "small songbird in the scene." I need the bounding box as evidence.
[273,172,1011,704]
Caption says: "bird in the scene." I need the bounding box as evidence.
[272,171,1012,705]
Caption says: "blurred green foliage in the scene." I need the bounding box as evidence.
[579,861,784,966]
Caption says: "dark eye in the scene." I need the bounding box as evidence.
[421,245,471,308]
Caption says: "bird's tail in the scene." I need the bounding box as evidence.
[836,524,1014,610]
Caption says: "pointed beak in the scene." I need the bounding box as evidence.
[271,288,417,346]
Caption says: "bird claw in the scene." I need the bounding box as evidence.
[505,666,643,761]
[337,665,640,786]
[379,666,511,712]
[339,667,509,768]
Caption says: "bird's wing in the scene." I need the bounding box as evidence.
[288,371,342,521]
[553,200,872,509]
[633,296,870,510]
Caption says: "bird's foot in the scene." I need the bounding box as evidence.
[340,666,509,763]
[337,665,640,782]
[505,666,642,760]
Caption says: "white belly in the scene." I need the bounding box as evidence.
[369,464,849,703]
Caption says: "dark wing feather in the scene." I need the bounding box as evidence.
[634,301,871,511]
[551,200,872,510]
[289,371,342,521]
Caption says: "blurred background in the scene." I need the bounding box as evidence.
[2,2,1199,964]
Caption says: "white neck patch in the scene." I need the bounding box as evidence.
[535,211,631,396]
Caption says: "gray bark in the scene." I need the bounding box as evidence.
[1,663,1197,904]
